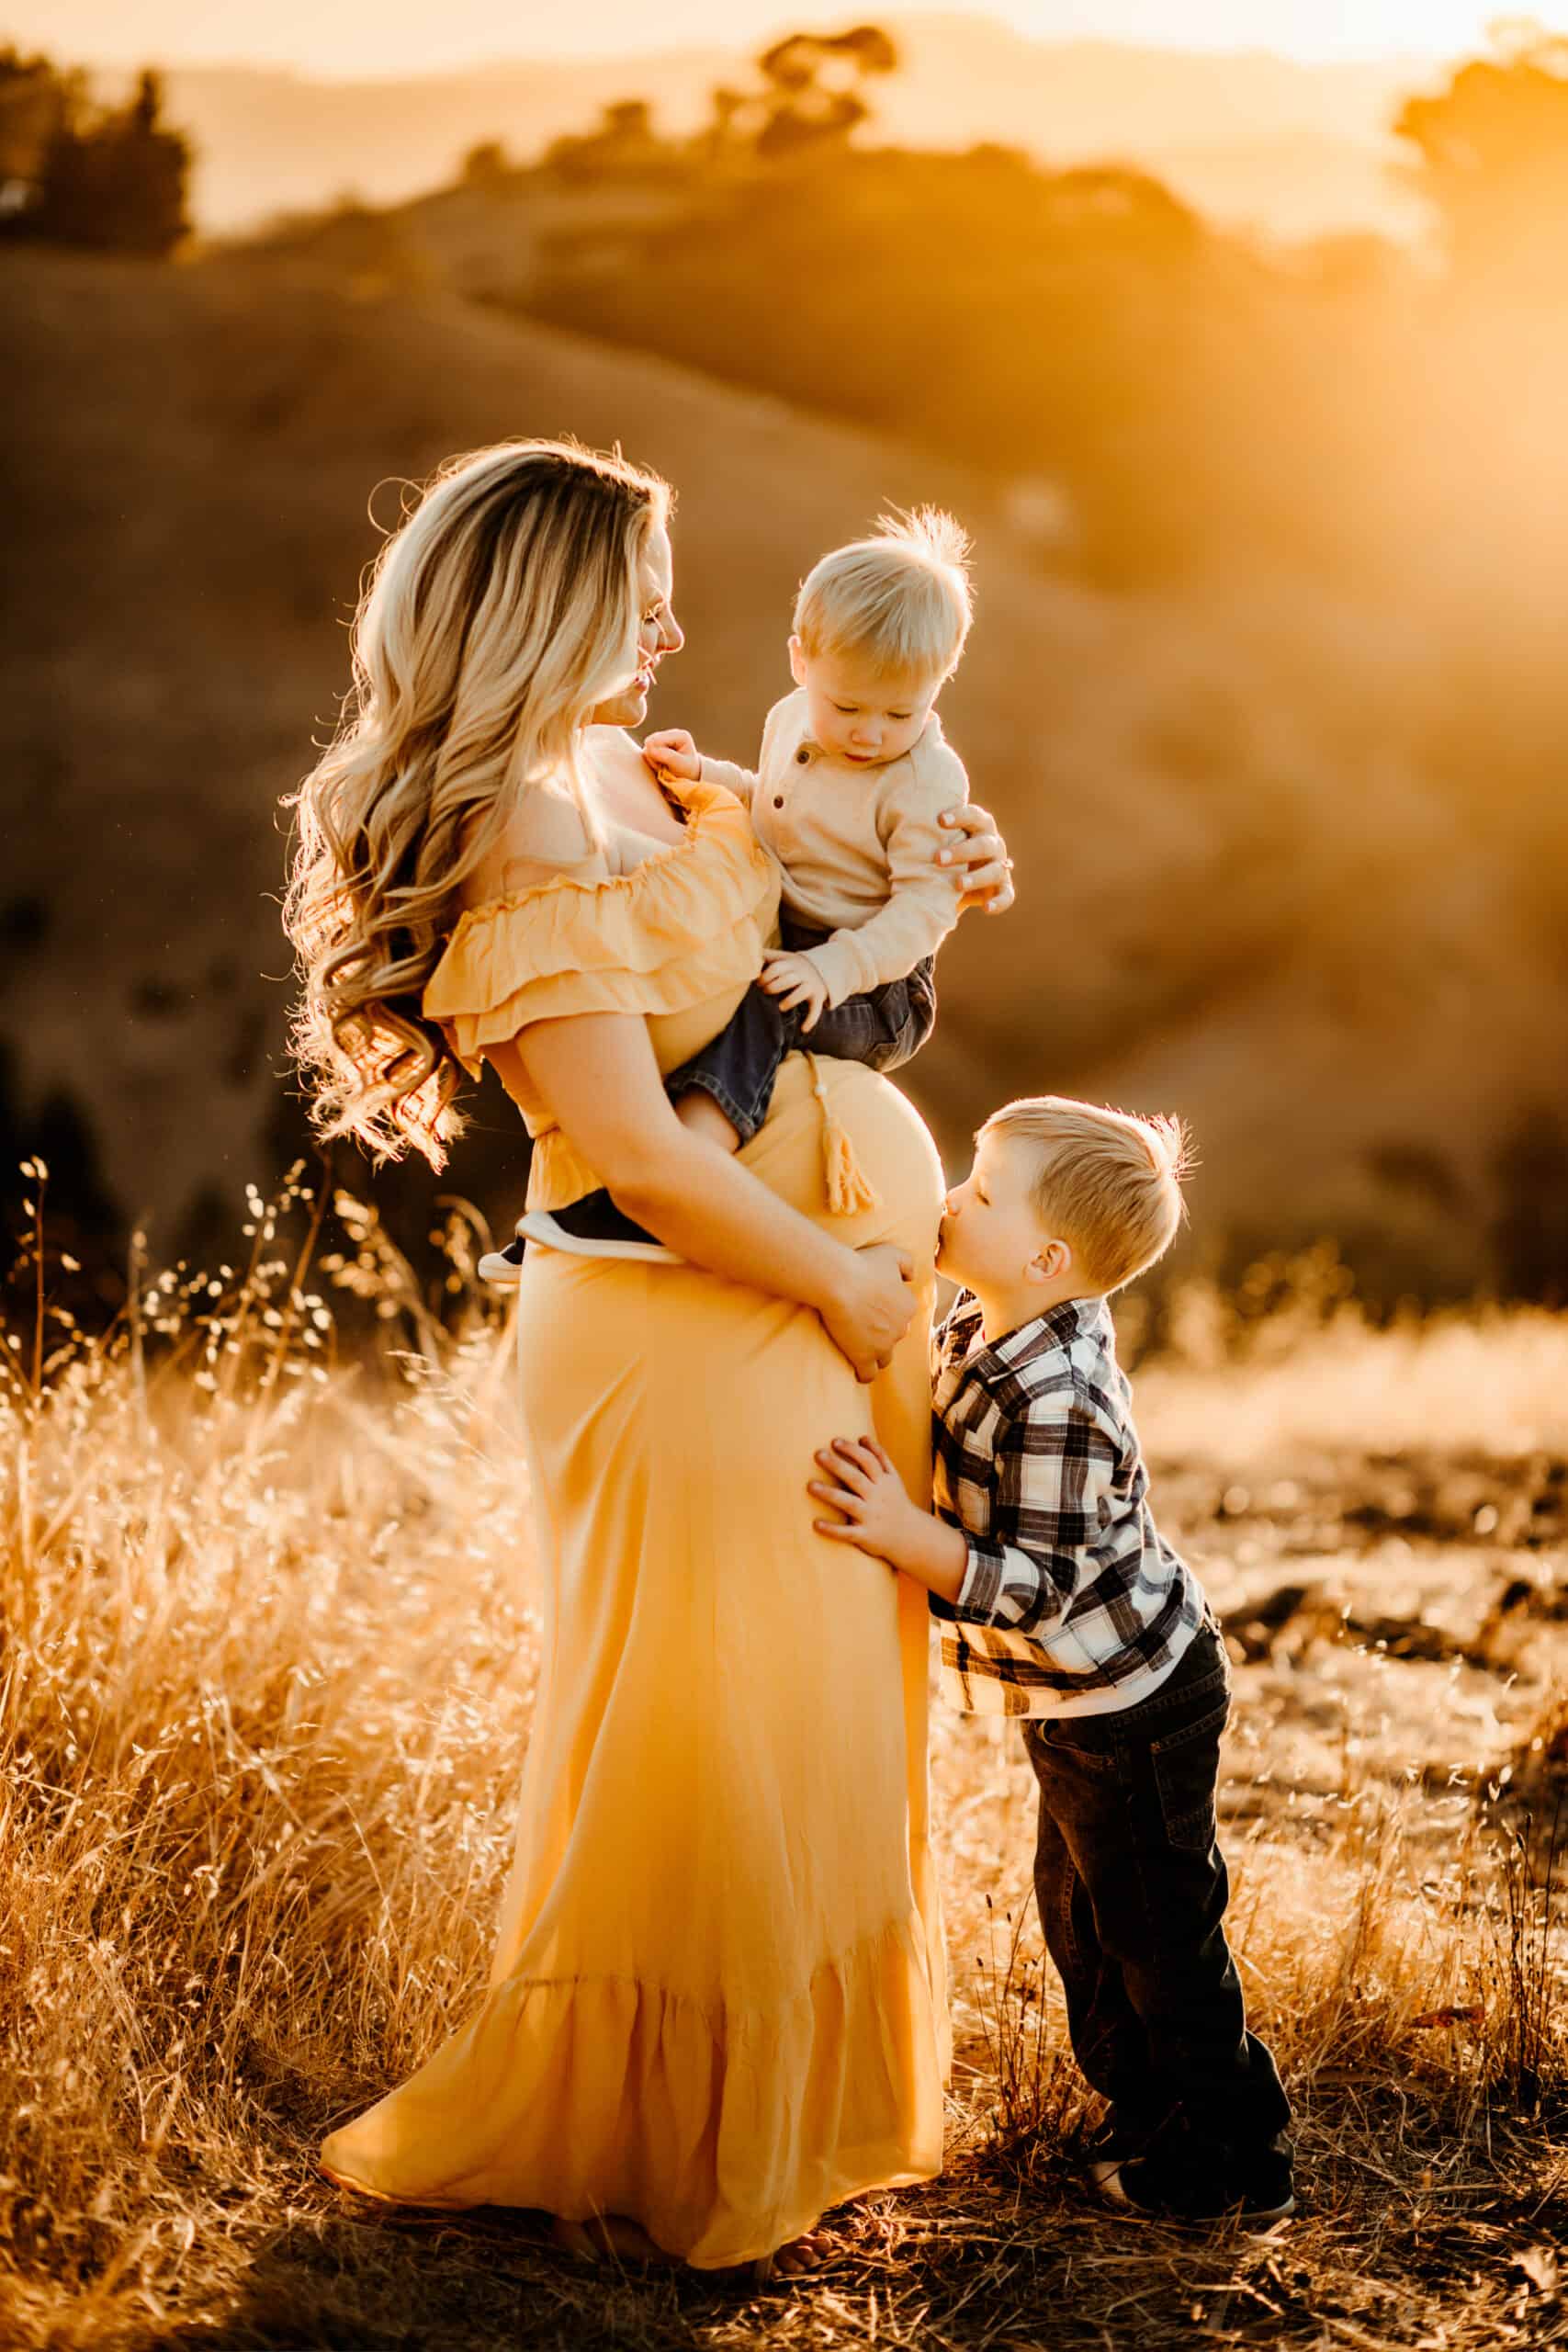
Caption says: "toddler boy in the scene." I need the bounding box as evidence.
[809,1096,1294,2225]
[482,510,973,1273]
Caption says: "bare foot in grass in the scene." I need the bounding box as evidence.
[551,2213,671,2266]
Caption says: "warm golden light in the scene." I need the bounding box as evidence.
[5,0,1568,2339]
[3,0,1510,74]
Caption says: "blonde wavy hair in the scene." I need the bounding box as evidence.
[283,437,670,1170]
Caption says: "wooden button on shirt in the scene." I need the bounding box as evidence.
[696,684,968,1008]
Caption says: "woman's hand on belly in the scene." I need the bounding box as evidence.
[819,1240,918,1384]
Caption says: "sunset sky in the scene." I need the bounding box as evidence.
[10,0,1504,75]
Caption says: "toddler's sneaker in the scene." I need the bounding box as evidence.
[532,1188,679,1263]
[478,1236,527,1286]
[516,1208,679,1264]
[1102,2135,1295,2231]
[479,1194,682,1280]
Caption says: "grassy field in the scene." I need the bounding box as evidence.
[2,1166,1563,2351]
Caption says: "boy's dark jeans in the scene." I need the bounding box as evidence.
[1022,1620,1291,2159]
[664,911,937,1146]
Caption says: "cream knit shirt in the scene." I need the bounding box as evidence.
[698,688,968,1008]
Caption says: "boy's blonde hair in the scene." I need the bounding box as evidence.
[794,506,973,678]
[982,1095,1195,1294]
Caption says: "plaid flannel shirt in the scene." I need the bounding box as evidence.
[929,1290,1205,1718]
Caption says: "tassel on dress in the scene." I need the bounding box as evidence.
[805,1053,881,1216]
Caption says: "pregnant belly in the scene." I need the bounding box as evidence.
[739,1053,946,1261]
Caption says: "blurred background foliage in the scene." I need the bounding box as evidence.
[3,19,1567,1325]
[0,48,189,252]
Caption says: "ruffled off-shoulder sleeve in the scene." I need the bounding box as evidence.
[423,778,780,1079]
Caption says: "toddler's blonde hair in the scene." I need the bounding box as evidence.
[794,506,972,678]
[982,1095,1195,1294]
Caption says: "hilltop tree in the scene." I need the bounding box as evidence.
[743,25,899,160]
[543,96,674,184]
[0,46,66,188]
[1395,23,1568,282]
[3,56,190,254]
[460,138,512,188]
[525,23,899,189]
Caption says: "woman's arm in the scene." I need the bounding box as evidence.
[515,1009,915,1382]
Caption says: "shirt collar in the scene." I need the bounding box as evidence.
[946,1292,1111,1384]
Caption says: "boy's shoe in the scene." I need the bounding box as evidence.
[1101,2138,1295,2230]
[1079,2111,1168,2190]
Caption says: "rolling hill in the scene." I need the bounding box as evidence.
[3,244,1560,1300]
[101,19,1431,244]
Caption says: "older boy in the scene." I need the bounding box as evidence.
[809,1096,1294,2226]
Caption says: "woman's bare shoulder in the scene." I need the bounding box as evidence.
[582,725,649,782]
[460,785,599,910]
[582,724,639,756]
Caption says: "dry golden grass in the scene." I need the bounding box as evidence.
[2,1167,1563,2350]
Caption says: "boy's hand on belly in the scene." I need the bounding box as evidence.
[760,949,829,1032]
[809,1438,969,1602]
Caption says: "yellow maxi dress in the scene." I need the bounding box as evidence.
[321,771,951,2268]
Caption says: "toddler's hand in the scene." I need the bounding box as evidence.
[808,1437,919,1565]
[642,729,701,783]
[760,949,829,1033]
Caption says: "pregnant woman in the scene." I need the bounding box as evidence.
[285,441,1012,2274]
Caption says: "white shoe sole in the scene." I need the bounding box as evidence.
[515,1211,682,1266]
[1100,2165,1296,2228]
[478,1250,524,1286]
